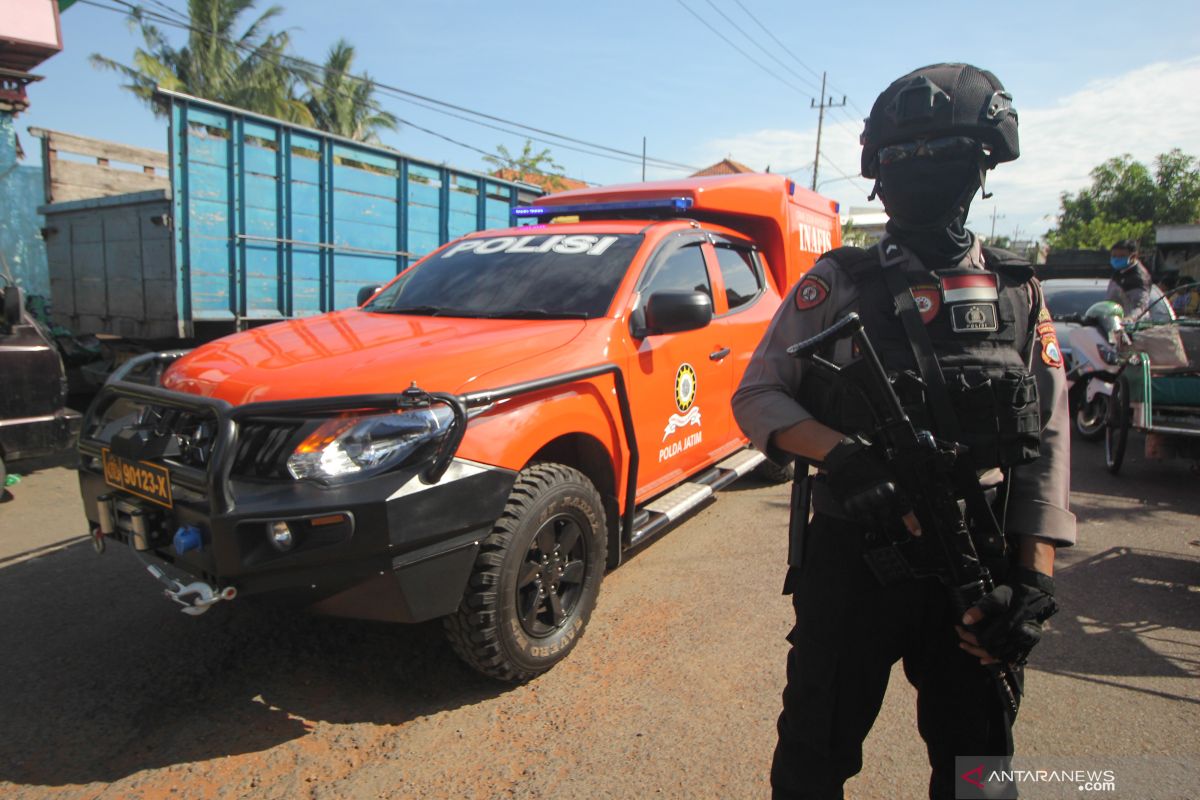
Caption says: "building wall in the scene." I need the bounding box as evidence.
[0,113,49,297]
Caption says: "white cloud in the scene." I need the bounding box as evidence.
[989,55,1200,230]
[693,56,1200,238]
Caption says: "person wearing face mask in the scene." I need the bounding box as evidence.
[733,64,1074,799]
[1106,240,1160,321]
[1104,241,1152,319]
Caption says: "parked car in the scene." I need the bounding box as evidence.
[1041,277,1109,374]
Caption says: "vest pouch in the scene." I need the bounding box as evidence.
[946,371,1001,470]
[797,359,876,435]
[994,369,1041,466]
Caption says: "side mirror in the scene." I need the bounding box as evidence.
[3,284,22,326]
[357,285,382,307]
[635,290,713,337]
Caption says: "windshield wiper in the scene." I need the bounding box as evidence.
[369,305,459,317]
[476,309,591,320]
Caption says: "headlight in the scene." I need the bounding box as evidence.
[1098,344,1120,365]
[286,406,452,482]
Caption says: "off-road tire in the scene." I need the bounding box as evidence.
[444,462,606,682]
[753,457,795,484]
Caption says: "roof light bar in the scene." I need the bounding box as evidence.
[512,196,694,219]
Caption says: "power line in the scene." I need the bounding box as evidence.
[121,0,692,171]
[673,0,815,99]
[729,0,869,117]
[729,0,823,84]
[80,0,614,184]
[819,152,872,196]
[88,0,699,173]
[700,0,821,94]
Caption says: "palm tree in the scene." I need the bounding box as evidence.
[303,40,398,143]
[91,0,312,125]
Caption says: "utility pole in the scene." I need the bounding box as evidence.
[641,136,646,181]
[810,72,846,191]
[989,207,1005,240]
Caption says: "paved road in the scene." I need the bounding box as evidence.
[0,435,1197,799]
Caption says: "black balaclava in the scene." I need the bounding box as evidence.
[877,149,982,269]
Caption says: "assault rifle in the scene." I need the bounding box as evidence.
[787,312,1021,717]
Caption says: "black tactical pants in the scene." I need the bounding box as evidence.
[771,513,1015,800]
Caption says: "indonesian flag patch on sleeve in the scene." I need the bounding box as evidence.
[940,273,998,304]
[795,275,830,310]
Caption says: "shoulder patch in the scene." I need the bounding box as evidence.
[911,284,941,324]
[795,275,830,310]
[1038,316,1063,368]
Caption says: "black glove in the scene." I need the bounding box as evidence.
[822,437,911,530]
[972,567,1059,665]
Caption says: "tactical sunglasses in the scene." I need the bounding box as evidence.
[877,136,982,166]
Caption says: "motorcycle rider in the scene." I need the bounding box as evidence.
[1107,240,1168,322]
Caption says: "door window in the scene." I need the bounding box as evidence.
[714,245,762,311]
[642,242,712,300]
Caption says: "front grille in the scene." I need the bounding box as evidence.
[231,420,304,478]
[89,396,304,480]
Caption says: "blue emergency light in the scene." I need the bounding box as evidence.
[512,196,695,220]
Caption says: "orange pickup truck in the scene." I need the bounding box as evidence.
[77,173,840,680]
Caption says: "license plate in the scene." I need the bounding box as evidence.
[101,448,174,508]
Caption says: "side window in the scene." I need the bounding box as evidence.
[715,245,762,311]
[643,243,712,300]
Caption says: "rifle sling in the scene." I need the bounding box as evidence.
[876,242,1006,549]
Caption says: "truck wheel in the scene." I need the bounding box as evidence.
[754,457,794,484]
[444,462,606,682]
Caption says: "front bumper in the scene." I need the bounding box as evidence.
[77,357,515,623]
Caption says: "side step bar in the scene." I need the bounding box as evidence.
[628,449,766,549]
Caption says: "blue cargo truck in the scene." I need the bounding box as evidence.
[40,89,539,342]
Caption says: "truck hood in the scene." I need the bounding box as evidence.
[161,310,588,404]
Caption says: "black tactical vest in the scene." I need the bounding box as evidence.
[799,243,1043,472]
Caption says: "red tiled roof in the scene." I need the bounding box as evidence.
[491,168,588,192]
[689,158,757,177]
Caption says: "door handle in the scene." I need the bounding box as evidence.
[710,347,731,361]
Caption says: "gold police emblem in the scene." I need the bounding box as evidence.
[675,363,697,412]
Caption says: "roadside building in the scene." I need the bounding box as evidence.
[841,206,887,246]
[1156,223,1200,282]
[689,158,757,177]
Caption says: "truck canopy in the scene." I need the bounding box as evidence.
[524,173,841,292]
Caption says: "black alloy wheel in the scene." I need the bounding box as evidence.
[516,511,588,638]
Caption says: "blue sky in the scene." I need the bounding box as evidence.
[19,0,1200,239]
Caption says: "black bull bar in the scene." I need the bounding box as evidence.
[78,352,641,539]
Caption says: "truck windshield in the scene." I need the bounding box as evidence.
[365,233,644,319]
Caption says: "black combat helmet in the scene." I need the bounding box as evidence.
[860,63,1019,179]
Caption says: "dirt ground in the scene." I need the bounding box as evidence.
[0,435,1197,799]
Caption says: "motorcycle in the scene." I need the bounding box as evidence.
[1065,302,1126,441]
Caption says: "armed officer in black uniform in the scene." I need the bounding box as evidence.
[733,64,1076,799]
